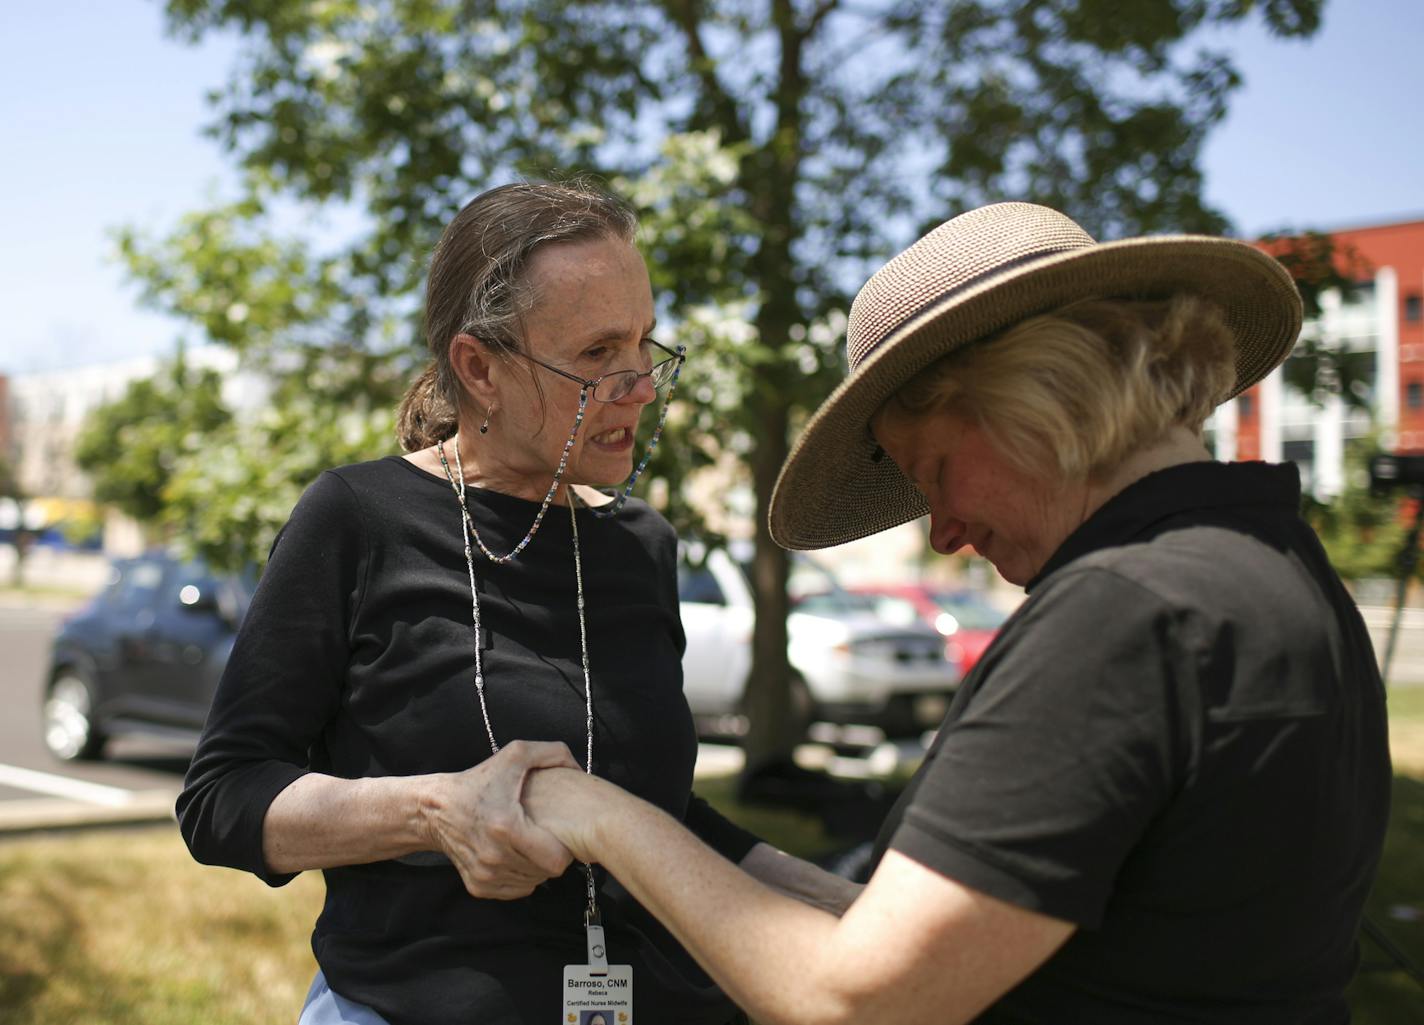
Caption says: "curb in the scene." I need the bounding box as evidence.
[0,789,178,837]
[0,591,89,613]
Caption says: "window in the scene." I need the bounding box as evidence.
[1344,280,1377,307]
[1408,381,1423,410]
[1406,294,1423,323]
[1282,440,1316,492]
[932,592,1009,631]
[868,595,923,629]
[106,559,166,613]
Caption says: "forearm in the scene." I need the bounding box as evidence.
[579,784,882,1025]
[261,771,439,873]
[739,842,864,916]
[530,771,1073,1024]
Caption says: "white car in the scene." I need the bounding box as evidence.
[677,546,960,736]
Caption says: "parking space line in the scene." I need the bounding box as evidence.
[0,763,137,808]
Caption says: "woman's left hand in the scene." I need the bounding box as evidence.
[522,767,613,863]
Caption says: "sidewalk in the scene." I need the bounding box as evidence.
[0,546,106,611]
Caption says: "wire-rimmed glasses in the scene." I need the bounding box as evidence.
[504,338,685,402]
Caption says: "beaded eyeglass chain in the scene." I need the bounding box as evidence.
[433,343,684,563]
[433,345,684,924]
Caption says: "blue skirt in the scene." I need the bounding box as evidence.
[298,970,393,1025]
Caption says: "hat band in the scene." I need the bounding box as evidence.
[852,243,1084,369]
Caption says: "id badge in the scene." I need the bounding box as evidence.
[563,921,632,1024]
[561,963,632,1023]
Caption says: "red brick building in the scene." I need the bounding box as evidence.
[1221,215,1424,492]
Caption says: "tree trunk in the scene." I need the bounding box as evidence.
[737,0,815,780]
[740,393,797,775]
[10,532,30,589]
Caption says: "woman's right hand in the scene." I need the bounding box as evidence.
[423,739,580,899]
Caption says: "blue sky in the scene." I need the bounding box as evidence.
[2,0,1421,376]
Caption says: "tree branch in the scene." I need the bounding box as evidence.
[658,0,748,142]
[805,0,839,36]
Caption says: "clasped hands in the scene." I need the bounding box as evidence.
[423,740,611,899]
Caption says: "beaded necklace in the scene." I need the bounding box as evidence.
[437,392,587,565]
[438,439,600,919]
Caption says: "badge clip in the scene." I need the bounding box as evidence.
[585,916,609,975]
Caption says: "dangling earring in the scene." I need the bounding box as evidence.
[480,406,494,435]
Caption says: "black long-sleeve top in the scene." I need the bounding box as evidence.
[177,456,757,1025]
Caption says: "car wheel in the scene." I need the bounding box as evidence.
[43,670,107,761]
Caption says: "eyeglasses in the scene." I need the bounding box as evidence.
[505,338,685,403]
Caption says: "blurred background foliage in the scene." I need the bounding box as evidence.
[1303,433,1413,584]
[89,0,1330,763]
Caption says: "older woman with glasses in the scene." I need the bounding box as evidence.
[517,202,1391,1024]
[178,181,858,1025]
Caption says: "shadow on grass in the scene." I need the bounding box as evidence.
[1350,773,1424,1024]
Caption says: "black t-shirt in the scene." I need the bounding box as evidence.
[177,456,757,1025]
[877,461,1391,1024]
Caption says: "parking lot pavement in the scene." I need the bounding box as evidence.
[0,603,185,836]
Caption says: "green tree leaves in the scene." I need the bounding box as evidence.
[1264,230,1375,411]
[101,0,1326,761]
[1302,434,1410,583]
[74,354,232,528]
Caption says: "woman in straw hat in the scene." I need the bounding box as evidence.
[517,202,1392,1023]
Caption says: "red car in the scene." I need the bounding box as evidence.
[851,584,1009,677]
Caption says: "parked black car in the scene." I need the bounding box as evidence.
[42,552,254,761]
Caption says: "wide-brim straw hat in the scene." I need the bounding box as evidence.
[769,202,1303,551]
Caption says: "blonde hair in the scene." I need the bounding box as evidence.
[891,295,1236,481]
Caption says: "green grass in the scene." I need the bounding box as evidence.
[1,767,1421,1023]
[0,827,322,1025]
[695,773,852,860]
[1389,685,1424,721]
[1348,774,1424,1023]
[1389,686,1424,777]
[0,785,844,1025]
